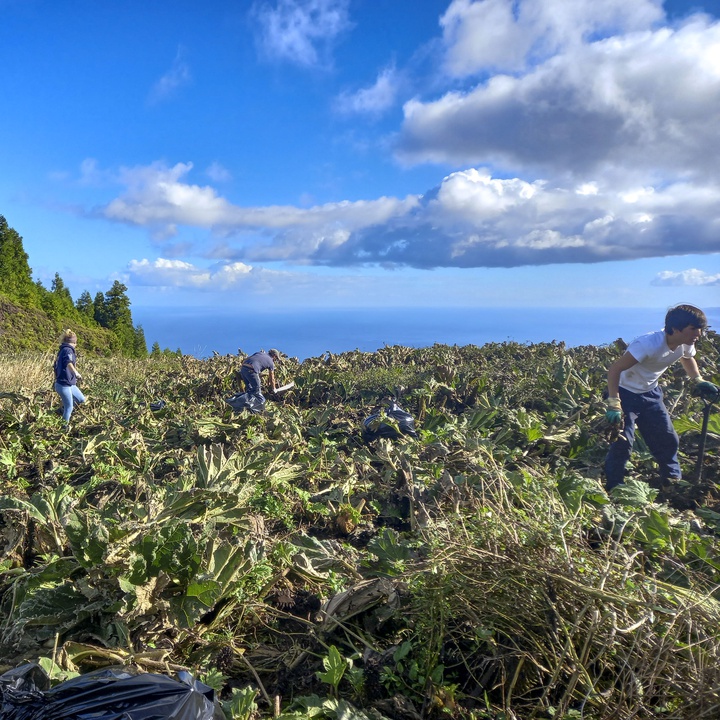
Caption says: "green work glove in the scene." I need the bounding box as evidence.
[692,378,719,399]
[605,397,622,425]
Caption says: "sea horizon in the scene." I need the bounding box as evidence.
[131,305,720,361]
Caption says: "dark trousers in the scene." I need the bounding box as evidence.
[604,385,680,490]
[240,366,262,397]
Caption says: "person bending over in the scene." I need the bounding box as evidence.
[604,304,718,491]
[240,349,280,399]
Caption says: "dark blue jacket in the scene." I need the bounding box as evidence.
[54,343,78,386]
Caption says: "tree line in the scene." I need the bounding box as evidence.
[0,214,148,357]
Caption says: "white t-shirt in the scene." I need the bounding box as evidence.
[619,330,696,393]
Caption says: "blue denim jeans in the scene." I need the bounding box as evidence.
[240,366,263,398]
[55,382,86,422]
[604,385,680,490]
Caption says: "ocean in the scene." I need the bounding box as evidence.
[131,306,720,361]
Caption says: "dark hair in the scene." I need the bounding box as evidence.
[664,304,707,334]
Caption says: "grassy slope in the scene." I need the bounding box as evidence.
[0,338,719,719]
[0,294,120,355]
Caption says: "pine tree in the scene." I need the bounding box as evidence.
[75,290,95,321]
[35,279,57,318]
[93,291,107,326]
[103,281,146,356]
[133,325,148,358]
[0,215,39,306]
[50,273,76,315]
[103,281,132,327]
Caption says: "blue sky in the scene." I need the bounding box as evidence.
[1,0,719,313]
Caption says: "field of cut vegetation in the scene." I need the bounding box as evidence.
[1,337,720,720]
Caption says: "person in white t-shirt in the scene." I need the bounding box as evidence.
[604,304,718,491]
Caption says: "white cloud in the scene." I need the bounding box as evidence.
[576,182,599,196]
[128,257,276,291]
[78,158,115,186]
[103,162,236,227]
[98,161,419,240]
[148,47,191,104]
[251,0,351,67]
[651,269,720,286]
[126,256,378,301]
[335,66,400,116]
[440,0,664,76]
[440,0,535,74]
[129,258,211,288]
[206,162,232,183]
[398,17,720,179]
[430,168,541,222]
[620,187,655,203]
[96,161,720,269]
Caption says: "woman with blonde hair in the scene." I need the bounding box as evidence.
[54,329,86,423]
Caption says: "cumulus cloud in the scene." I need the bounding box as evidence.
[102,163,236,228]
[250,0,351,67]
[128,257,277,291]
[651,269,720,286]
[97,161,720,269]
[440,0,664,76]
[148,47,191,104]
[335,65,400,117]
[309,171,720,269]
[126,256,370,299]
[398,16,720,178]
[98,160,419,240]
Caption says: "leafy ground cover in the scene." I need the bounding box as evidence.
[1,337,719,720]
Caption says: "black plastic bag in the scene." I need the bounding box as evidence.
[225,392,266,414]
[0,664,47,717]
[0,664,218,720]
[363,400,418,441]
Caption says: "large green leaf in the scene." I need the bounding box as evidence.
[0,495,48,524]
[65,510,112,567]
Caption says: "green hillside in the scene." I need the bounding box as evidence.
[0,215,146,357]
[0,294,121,355]
[1,339,719,719]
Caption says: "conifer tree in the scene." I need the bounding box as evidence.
[103,281,132,325]
[93,291,107,326]
[0,215,39,306]
[134,325,148,357]
[50,273,76,316]
[75,290,95,321]
[101,280,147,357]
[34,279,56,317]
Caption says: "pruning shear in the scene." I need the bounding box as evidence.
[693,387,720,483]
